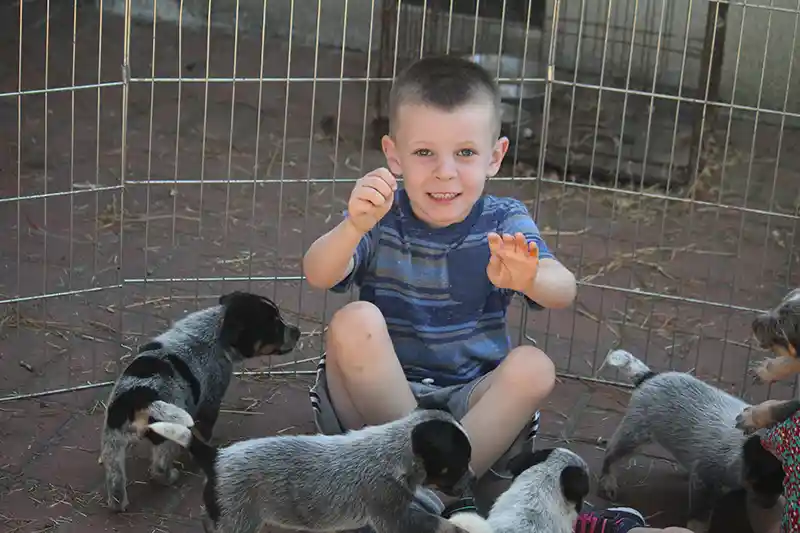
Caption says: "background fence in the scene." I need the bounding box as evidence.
[1,0,799,407]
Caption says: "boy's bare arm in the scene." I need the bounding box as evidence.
[303,167,397,290]
[522,258,577,310]
[303,220,363,289]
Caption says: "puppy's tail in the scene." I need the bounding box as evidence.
[603,349,656,388]
[448,512,493,533]
[148,400,195,426]
[147,421,217,477]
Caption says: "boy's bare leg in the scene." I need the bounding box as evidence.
[325,301,417,430]
[463,345,556,477]
[327,300,556,479]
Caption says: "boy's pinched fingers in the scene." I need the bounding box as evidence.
[354,185,389,208]
[360,174,395,201]
[369,167,398,192]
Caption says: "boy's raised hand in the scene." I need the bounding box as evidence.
[346,167,397,234]
[486,232,540,293]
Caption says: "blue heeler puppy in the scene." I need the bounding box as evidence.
[99,291,301,512]
[598,349,755,530]
[447,447,590,533]
[147,408,477,533]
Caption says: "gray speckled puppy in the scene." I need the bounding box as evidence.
[598,349,751,528]
[99,291,301,512]
[486,447,589,533]
[147,408,477,533]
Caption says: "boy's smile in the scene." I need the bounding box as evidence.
[428,192,460,203]
[382,102,509,228]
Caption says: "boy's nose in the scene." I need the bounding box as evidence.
[435,158,457,180]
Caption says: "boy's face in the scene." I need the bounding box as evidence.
[381,101,509,228]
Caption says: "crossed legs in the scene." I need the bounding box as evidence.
[324,301,556,478]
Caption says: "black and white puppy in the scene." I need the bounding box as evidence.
[147,408,477,533]
[598,349,753,528]
[707,486,784,533]
[739,433,785,510]
[449,447,590,533]
[705,435,786,533]
[99,291,301,512]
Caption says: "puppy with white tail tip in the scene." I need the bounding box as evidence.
[99,291,301,512]
[147,407,477,533]
[598,349,783,533]
[445,447,590,533]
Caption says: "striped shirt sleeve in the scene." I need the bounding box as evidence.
[330,215,377,293]
[499,199,554,261]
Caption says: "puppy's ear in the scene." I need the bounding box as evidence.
[506,448,555,478]
[560,465,590,513]
[412,419,472,484]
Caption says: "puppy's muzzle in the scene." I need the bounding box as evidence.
[441,466,477,497]
[278,324,301,354]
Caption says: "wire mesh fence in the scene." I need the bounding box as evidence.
[0,0,798,408]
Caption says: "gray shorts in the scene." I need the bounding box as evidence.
[308,355,540,478]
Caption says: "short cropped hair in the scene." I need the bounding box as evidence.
[388,55,502,137]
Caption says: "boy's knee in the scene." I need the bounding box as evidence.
[329,301,386,334]
[327,301,388,360]
[498,346,556,403]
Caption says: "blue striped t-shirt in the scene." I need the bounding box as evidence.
[332,188,554,387]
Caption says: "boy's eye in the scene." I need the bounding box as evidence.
[413,148,433,157]
[458,149,475,157]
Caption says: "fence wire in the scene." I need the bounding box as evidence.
[0,0,799,406]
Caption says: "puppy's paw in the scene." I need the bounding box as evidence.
[750,359,779,384]
[597,475,618,501]
[106,490,129,513]
[150,465,180,486]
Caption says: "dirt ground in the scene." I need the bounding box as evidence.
[1,3,800,532]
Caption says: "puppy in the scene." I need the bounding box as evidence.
[598,349,752,527]
[146,408,477,533]
[750,288,800,384]
[739,433,785,510]
[479,447,590,533]
[100,291,301,512]
[705,435,786,533]
[706,487,783,533]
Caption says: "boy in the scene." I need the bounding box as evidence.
[303,55,576,521]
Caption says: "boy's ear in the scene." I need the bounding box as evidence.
[381,135,403,176]
[487,136,509,177]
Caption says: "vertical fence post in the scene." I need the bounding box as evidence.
[118,0,133,360]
